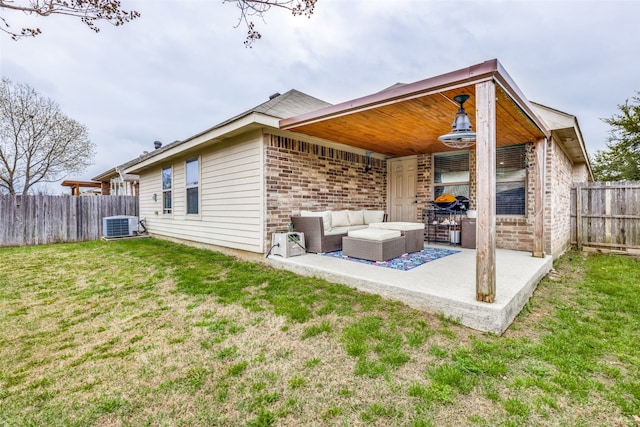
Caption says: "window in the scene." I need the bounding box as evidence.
[185,157,199,215]
[433,151,470,199]
[162,166,172,214]
[433,145,527,216]
[496,144,527,215]
[110,177,124,195]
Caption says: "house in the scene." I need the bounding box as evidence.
[113,59,591,302]
[91,142,182,196]
[92,158,143,196]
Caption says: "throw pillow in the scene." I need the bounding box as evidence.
[347,210,365,225]
[331,210,350,228]
[363,210,385,224]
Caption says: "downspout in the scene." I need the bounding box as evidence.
[116,167,129,196]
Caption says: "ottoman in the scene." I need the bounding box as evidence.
[342,228,406,262]
[368,222,425,253]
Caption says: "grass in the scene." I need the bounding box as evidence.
[0,238,639,426]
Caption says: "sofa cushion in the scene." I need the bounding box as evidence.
[331,210,350,227]
[348,227,401,241]
[300,210,332,232]
[347,210,365,226]
[325,226,349,236]
[325,225,367,236]
[369,222,425,231]
[363,210,385,225]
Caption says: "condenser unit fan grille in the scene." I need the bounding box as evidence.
[103,216,138,238]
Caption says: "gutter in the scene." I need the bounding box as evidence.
[280,58,550,139]
[125,112,281,174]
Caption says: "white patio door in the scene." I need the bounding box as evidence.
[388,156,418,222]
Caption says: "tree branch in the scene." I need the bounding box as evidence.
[223,0,317,47]
[0,0,140,39]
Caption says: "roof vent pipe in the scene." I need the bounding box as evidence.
[269,92,281,100]
[154,141,162,149]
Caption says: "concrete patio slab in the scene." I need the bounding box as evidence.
[266,245,552,334]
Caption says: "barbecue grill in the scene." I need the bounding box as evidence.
[431,195,470,211]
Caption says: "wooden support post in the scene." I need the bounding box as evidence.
[532,138,546,257]
[475,80,496,303]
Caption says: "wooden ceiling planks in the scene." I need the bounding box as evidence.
[285,82,545,157]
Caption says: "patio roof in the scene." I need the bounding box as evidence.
[60,180,102,196]
[280,59,550,157]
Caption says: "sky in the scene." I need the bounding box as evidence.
[2,0,639,194]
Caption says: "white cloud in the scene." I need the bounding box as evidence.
[2,0,639,192]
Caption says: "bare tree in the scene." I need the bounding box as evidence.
[0,78,95,195]
[1,0,317,44]
[0,0,140,39]
[225,0,317,47]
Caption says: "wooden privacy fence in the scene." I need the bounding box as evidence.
[0,195,139,247]
[571,181,640,252]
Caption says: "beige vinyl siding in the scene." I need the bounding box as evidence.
[138,134,264,253]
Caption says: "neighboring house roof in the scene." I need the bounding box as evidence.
[91,141,181,182]
[121,89,331,175]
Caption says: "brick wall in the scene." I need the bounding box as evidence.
[264,134,387,240]
[494,142,536,251]
[469,150,477,210]
[100,181,111,195]
[416,154,432,221]
[264,134,576,255]
[545,139,574,257]
[572,163,591,183]
[415,147,541,252]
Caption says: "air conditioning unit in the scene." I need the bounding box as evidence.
[103,215,138,238]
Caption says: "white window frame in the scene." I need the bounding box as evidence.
[162,166,173,215]
[185,157,200,216]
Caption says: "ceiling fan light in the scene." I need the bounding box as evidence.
[438,94,476,149]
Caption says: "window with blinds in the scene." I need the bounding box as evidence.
[433,144,527,215]
[496,144,527,215]
[433,151,470,199]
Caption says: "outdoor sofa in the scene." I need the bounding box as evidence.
[291,209,386,253]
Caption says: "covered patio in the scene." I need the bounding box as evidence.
[279,58,550,309]
[268,245,552,335]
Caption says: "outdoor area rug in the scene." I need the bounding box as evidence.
[322,247,461,271]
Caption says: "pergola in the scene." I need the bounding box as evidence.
[61,180,102,196]
[280,59,550,303]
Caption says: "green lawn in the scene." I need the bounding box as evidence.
[0,238,638,426]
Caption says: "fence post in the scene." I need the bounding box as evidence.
[576,183,583,250]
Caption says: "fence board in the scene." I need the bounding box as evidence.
[0,195,138,247]
[571,181,640,251]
